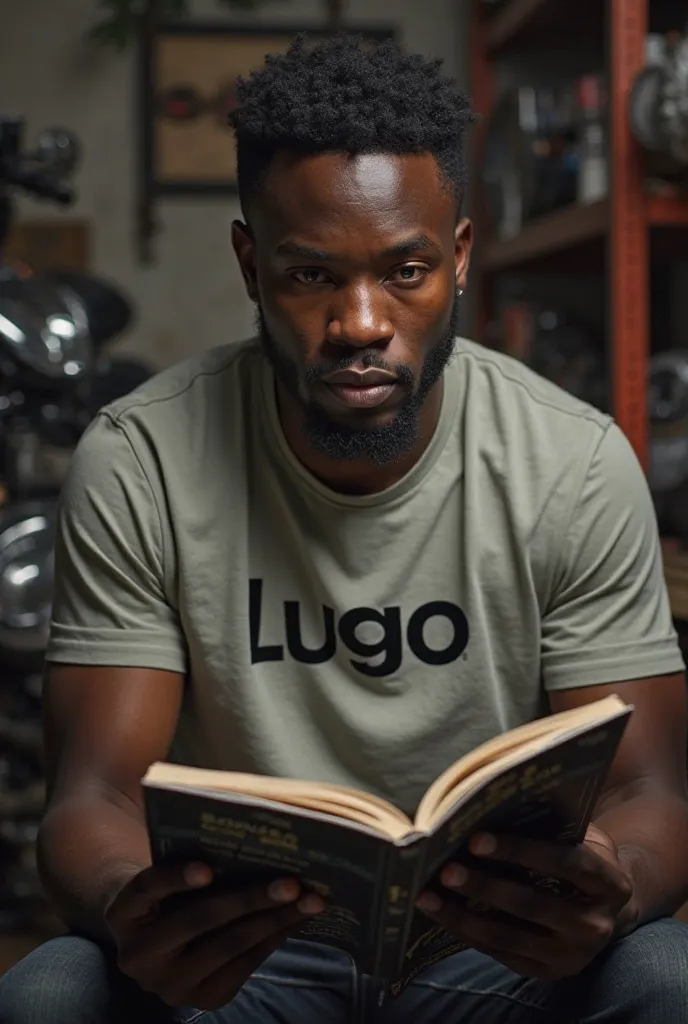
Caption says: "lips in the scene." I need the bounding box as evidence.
[321,368,398,387]
[320,369,398,410]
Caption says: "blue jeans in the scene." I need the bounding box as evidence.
[0,918,687,1023]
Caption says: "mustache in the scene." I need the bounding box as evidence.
[304,351,415,388]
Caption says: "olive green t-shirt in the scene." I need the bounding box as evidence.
[46,337,683,814]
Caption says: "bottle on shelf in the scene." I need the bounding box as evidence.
[577,73,608,205]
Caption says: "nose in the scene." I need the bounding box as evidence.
[325,282,394,349]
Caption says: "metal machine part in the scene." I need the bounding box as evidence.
[0,274,92,386]
[0,117,76,256]
[0,116,92,388]
[483,89,537,238]
[44,270,133,351]
[0,501,56,667]
[647,351,688,542]
[500,301,606,411]
[630,30,688,166]
[648,351,688,494]
[33,128,81,181]
[483,86,579,237]
[649,350,688,424]
[529,311,606,411]
[0,116,83,926]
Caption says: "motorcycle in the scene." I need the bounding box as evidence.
[0,116,153,668]
[0,115,151,931]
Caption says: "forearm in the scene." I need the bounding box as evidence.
[594,790,688,934]
[37,793,152,944]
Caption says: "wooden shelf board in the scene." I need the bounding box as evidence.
[480,193,688,274]
[485,0,547,52]
[663,548,688,622]
[484,0,603,54]
[482,200,607,272]
[647,194,688,227]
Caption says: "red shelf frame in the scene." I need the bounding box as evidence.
[471,0,688,472]
[647,194,688,226]
[609,0,648,467]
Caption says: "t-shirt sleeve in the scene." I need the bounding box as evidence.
[46,413,187,673]
[541,421,684,691]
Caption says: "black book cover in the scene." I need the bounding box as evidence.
[383,710,631,997]
[143,706,630,996]
[144,786,395,974]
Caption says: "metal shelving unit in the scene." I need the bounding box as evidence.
[471,0,688,615]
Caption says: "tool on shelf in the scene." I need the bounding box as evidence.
[630,27,688,177]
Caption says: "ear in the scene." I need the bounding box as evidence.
[454,217,473,293]
[231,220,259,303]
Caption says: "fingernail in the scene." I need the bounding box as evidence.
[298,894,325,915]
[471,833,497,856]
[268,879,299,903]
[442,864,469,889]
[185,863,212,888]
[416,892,443,913]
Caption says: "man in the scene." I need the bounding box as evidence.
[0,33,687,1024]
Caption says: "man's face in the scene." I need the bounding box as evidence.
[233,151,472,466]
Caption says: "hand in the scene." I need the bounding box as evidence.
[416,825,635,980]
[104,862,324,1010]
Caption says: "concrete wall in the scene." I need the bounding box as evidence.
[1,0,469,368]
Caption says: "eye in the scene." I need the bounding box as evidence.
[389,265,428,286]
[292,268,331,285]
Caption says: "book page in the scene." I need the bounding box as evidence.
[144,764,413,839]
[414,695,629,832]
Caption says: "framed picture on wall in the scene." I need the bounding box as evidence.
[141,23,395,197]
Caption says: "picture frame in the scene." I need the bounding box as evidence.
[141,22,396,198]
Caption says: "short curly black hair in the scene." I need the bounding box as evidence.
[229,33,476,218]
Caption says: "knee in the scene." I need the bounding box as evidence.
[591,918,688,1015]
[0,935,118,1024]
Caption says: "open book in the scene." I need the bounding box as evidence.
[143,694,632,998]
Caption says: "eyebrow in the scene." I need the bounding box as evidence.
[275,234,441,262]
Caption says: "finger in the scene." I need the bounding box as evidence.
[469,833,628,900]
[440,863,574,932]
[417,891,552,968]
[137,879,305,957]
[174,896,324,998]
[107,862,214,931]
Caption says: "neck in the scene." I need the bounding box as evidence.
[275,379,445,496]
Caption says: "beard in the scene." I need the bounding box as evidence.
[257,290,461,467]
